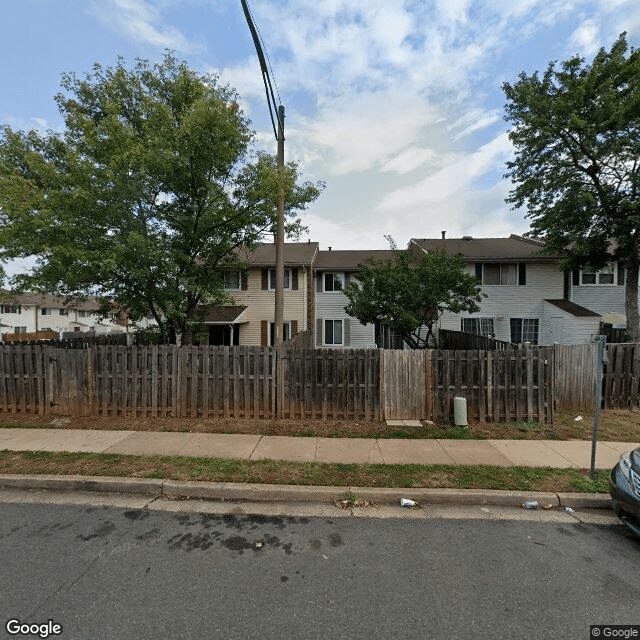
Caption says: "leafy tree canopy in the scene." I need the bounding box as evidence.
[503,34,640,339]
[343,248,484,349]
[0,53,323,344]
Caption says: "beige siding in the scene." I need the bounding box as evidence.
[229,266,309,346]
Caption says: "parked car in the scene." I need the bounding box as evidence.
[609,448,640,537]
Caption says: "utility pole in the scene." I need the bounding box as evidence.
[240,0,285,347]
[274,105,285,347]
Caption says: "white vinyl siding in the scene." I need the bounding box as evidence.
[438,262,563,345]
[315,271,375,348]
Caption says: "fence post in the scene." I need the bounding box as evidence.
[86,346,95,416]
[589,335,606,477]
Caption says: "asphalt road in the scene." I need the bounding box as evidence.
[1,497,639,640]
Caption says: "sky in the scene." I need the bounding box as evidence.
[1,0,639,271]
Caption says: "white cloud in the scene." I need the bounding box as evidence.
[448,108,501,140]
[381,148,439,175]
[377,132,513,210]
[95,0,197,53]
[569,19,601,56]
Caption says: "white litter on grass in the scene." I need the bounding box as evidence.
[480,508,490,513]
[574,416,583,421]
[564,506,574,513]
[400,498,416,507]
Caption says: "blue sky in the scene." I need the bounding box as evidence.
[1,0,639,267]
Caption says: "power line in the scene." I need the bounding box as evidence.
[240,0,282,141]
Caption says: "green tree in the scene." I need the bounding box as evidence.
[343,248,484,349]
[0,54,322,344]
[503,34,640,339]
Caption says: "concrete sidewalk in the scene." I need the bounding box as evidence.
[0,427,638,469]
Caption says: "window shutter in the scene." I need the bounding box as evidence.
[316,273,323,292]
[316,318,322,345]
[261,320,268,346]
[261,269,268,290]
[573,270,580,286]
[518,263,526,286]
[475,264,482,281]
[292,268,299,290]
[291,320,298,337]
[343,319,350,346]
[241,272,248,291]
[618,263,625,286]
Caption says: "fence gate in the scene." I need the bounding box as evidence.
[44,348,89,416]
[380,349,428,420]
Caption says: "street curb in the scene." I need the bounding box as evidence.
[556,492,612,510]
[349,487,563,507]
[0,474,164,494]
[0,474,613,510]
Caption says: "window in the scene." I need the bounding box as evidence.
[224,271,241,291]
[269,321,291,345]
[59,308,69,316]
[41,327,52,332]
[324,272,344,292]
[581,264,615,285]
[481,264,518,285]
[268,269,290,290]
[324,319,343,345]
[461,317,495,337]
[510,318,539,345]
[78,310,87,318]
[0,305,20,314]
[41,308,52,315]
[13,326,27,333]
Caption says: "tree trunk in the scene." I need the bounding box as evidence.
[625,260,640,342]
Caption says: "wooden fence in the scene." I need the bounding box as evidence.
[279,348,380,420]
[602,343,640,409]
[379,347,554,423]
[429,348,554,423]
[380,350,428,420]
[0,344,382,420]
[438,329,513,351]
[554,343,598,411]
[2,331,59,343]
[5,342,623,425]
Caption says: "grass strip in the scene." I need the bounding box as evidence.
[0,450,610,493]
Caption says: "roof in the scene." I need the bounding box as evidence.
[200,305,247,324]
[410,235,558,263]
[544,299,601,317]
[0,289,105,311]
[315,250,396,270]
[236,242,319,267]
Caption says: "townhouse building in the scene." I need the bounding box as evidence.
[410,235,602,346]
[313,249,396,348]
[0,291,130,338]
[204,242,318,346]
